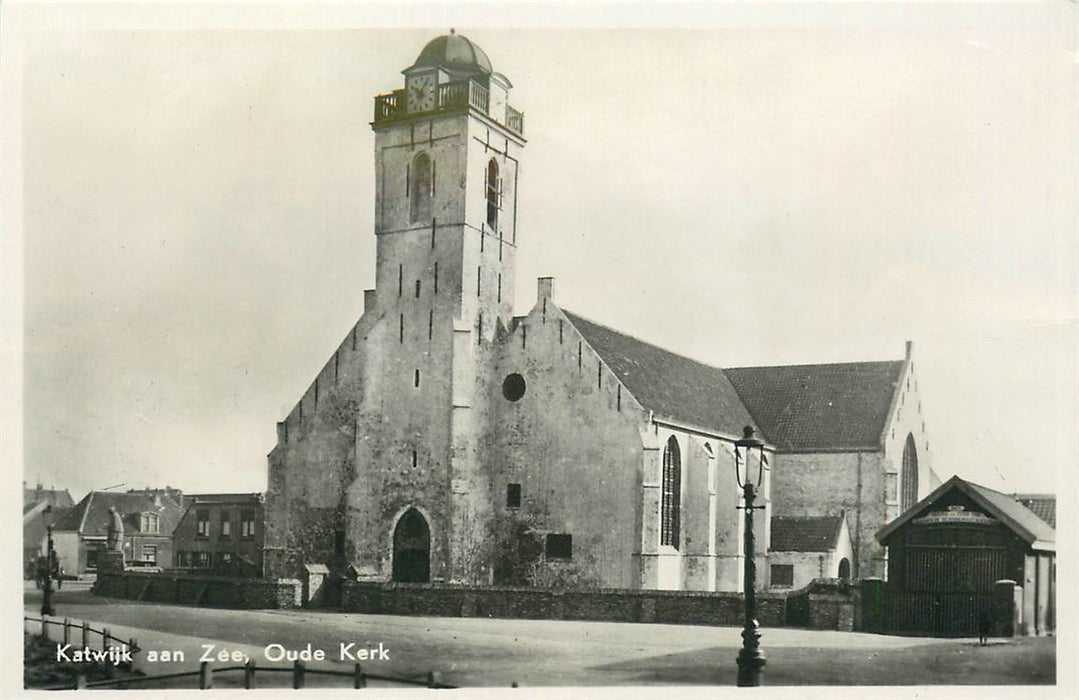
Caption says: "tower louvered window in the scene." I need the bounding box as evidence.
[410,152,433,223]
[486,159,501,230]
[661,436,681,549]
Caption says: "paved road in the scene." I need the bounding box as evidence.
[25,582,966,687]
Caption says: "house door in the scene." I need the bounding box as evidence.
[392,509,430,583]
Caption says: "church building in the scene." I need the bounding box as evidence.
[263,33,941,592]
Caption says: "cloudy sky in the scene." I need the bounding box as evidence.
[6,4,1076,503]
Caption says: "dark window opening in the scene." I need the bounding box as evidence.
[771,564,794,587]
[433,262,438,294]
[503,373,526,401]
[414,369,420,387]
[415,280,421,298]
[661,437,681,549]
[838,558,851,580]
[901,433,919,512]
[399,314,404,343]
[411,450,418,469]
[559,319,564,344]
[240,509,256,539]
[196,509,211,538]
[545,534,572,560]
[398,264,403,297]
[477,266,482,297]
[428,310,433,340]
[497,274,502,303]
[617,385,622,411]
[506,483,522,509]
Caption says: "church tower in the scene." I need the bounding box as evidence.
[264,32,525,585]
[348,33,526,583]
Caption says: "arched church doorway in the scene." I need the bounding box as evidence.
[838,558,851,580]
[392,508,430,583]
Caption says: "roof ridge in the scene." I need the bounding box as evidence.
[726,358,904,372]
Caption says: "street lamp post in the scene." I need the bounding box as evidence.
[733,425,767,686]
[41,505,56,617]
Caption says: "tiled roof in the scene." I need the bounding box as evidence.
[563,311,756,437]
[770,516,845,552]
[54,491,185,537]
[23,487,75,512]
[725,361,905,451]
[1012,494,1055,529]
[877,476,1056,548]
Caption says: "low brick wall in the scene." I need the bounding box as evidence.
[342,581,790,627]
[92,571,301,609]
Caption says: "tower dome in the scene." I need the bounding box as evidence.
[407,31,492,76]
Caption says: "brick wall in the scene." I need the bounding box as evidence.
[92,571,301,609]
[342,581,791,627]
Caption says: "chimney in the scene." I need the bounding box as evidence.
[364,289,377,312]
[905,340,913,360]
[537,277,554,302]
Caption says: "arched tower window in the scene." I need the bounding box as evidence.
[410,152,432,223]
[661,436,681,549]
[901,433,919,512]
[485,158,500,230]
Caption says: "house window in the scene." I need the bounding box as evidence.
[661,436,681,549]
[901,433,919,512]
[485,159,500,229]
[240,509,256,539]
[838,558,851,580]
[196,551,211,568]
[142,545,157,565]
[545,534,572,560]
[217,551,233,568]
[176,551,189,567]
[410,152,432,223]
[140,512,159,534]
[221,515,231,538]
[771,564,794,588]
[86,548,100,569]
[196,509,211,538]
[506,483,522,509]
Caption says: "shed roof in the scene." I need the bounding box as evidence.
[725,361,905,451]
[877,476,1056,550]
[770,516,846,552]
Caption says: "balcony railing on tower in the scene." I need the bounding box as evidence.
[373,79,523,136]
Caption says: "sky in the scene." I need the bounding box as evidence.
[5,4,1077,504]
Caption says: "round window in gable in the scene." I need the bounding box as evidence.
[502,373,526,401]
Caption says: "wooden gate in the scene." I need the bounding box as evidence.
[870,587,995,636]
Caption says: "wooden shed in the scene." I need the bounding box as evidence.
[874,476,1055,636]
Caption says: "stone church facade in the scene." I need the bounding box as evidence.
[263,33,940,591]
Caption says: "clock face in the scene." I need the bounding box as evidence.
[407,74,435,112]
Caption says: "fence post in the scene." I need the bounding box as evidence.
[102,627,111,654]
[82,620,90,648]
[244,659,256,689]
[292,660,305,689]
[427,670,441,688]
[354,663,366,689]
[41,615,48,636]
[63,618,71,646]
[199,661,212,689]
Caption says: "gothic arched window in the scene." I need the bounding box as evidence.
[901,433,919,512]
[485,158,500,230]
[410,152,432,223]
[661,436,681,549]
